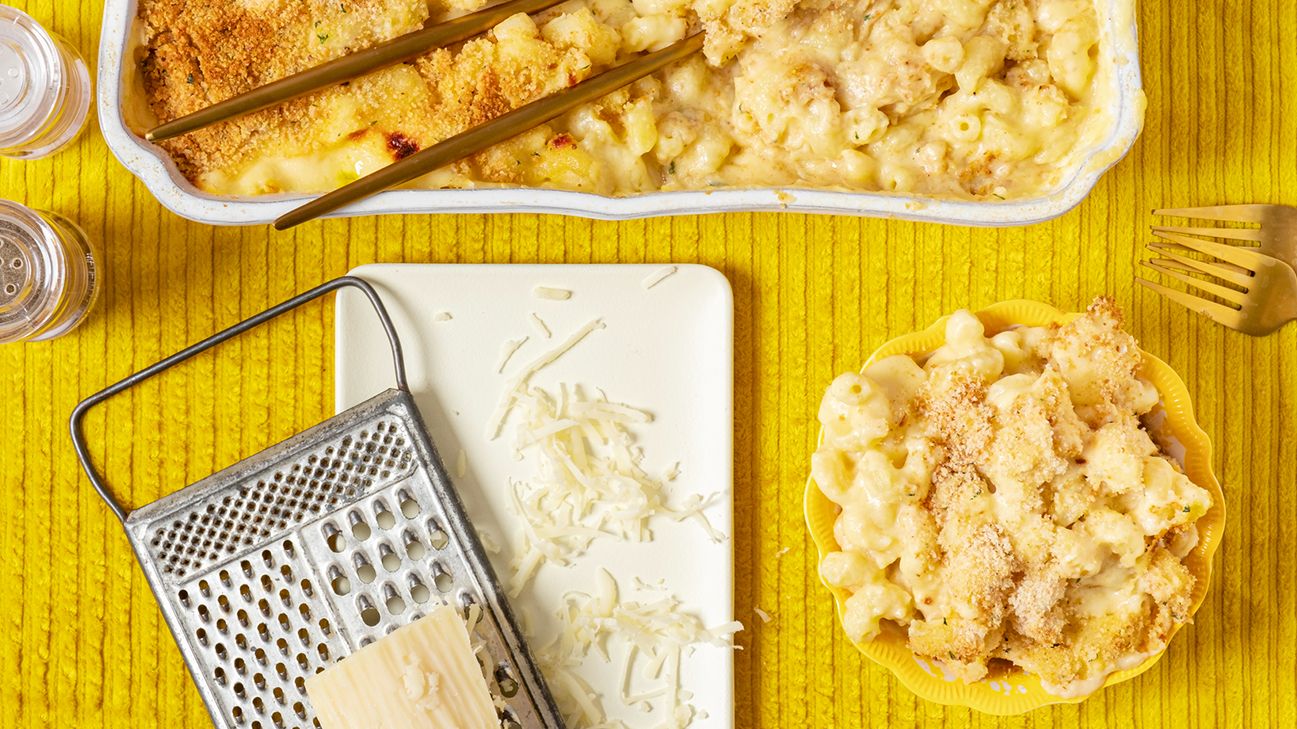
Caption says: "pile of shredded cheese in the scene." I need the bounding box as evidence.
[486,320,725,596]
[486,318,606,441]
[481,310,736,728]
[501,382,725,595]
[538,571,742,729]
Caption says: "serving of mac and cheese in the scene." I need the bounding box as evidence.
[134,0,1124,200]
[810,299,1212,697]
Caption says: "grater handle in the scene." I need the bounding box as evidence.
[69,276,408,523]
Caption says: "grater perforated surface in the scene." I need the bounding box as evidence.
[145,422,414,581]
[122,389,559,729]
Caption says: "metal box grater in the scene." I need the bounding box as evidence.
[70,277,565,729]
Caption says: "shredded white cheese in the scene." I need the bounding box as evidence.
[485,318,606,440]
[464,602,483,634]
[433,310,453,322]
[538,572,742,729]
[501,383,724,595]
[775,547,791,559]
[632,577,667,591]
[667,493,726,543]
[496,336,530,374]
[641,266,678,291]
[664,462,681,482]
[476,528,502,556]
[485,315,731,728]
[531,312,553,338]
[400,657,443,713]
[754,608,772,624]
[535,286,573,300]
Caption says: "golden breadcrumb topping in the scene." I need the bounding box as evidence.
[812,298,1212,696]
[138,0,430,181]
[133,0,1118,200]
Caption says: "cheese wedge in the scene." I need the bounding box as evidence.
[306,606,497,729]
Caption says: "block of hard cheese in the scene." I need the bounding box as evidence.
[305,605,497,729]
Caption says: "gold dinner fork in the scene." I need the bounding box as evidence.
[1137,204,1297,336]
[1154,204,1297,269]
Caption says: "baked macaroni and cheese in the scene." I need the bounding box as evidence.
[811,299,1212,697]
[134,0,1123,199]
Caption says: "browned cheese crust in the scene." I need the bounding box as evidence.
[137,0,601,187]
[813,296,1212,693]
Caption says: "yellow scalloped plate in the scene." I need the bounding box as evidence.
[803,300,1226,715]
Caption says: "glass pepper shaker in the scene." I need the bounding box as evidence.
[0,198,100,343]
[0,5,92,159]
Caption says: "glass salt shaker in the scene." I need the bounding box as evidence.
[0,5,92,159]
[0,198,100,344]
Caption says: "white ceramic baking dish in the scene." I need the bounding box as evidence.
[96,0,1144,227]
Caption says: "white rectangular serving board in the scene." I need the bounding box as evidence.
[336,264,734,728]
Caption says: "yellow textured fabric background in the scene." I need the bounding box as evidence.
[1,1,1295,727]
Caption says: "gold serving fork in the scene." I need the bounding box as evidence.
[1138,204,1297,335]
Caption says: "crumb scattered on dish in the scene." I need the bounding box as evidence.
[496,336,530,374]
[643,265,679,290]
[533,286,573,301]
[530,312,552,338]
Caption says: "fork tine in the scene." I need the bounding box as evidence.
[1150,230,1266,269]
[1137,277,1245,330]
[1153,204,1270,223]
[1151,224,1264,242]
[1142,259,1249,305]
[1145,243,1256,287]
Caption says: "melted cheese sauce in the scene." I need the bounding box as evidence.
[133,0,1133,201]
[813,300,1212,696]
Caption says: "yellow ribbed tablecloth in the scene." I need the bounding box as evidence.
[2,1,1295,727]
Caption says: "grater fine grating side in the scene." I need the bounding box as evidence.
[71,277,565,729]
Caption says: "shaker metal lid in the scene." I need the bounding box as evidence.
[0,200,61,344]
[0,6,62,150]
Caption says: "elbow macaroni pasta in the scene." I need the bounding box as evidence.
[138,0,1122,200]
[810,299,1212,697]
